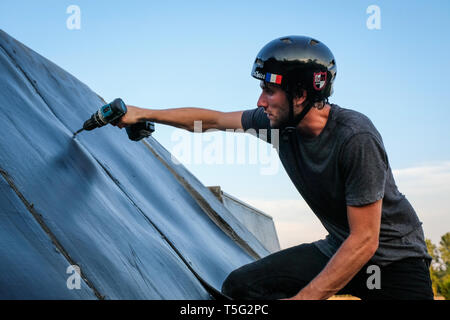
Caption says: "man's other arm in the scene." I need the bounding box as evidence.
[285,199,382,300]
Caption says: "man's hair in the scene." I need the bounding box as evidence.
[289,82,327,110]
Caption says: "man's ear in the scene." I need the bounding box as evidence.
[293,89,308,109]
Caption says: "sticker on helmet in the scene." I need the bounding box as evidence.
[252,70,265,80]
[265,72,282,85]
[313,72,327,90]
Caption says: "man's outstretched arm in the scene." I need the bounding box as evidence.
[284,199,382,300]
[114,105,244,132]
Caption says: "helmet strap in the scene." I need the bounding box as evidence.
[281,91,313,138]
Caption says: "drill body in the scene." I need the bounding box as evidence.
[82,98,127,131]
[74,98,155,141]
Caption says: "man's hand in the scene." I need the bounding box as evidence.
[113,105,144,129]
[283,199,382,300]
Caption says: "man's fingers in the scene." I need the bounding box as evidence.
[115,120,125,129]
[112,117,129,129]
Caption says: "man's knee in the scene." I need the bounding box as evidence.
[221,268,253,299]
[221,269,241,298]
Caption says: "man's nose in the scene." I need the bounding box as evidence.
[257,93,268,109]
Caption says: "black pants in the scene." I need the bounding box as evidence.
[221,242,434,300]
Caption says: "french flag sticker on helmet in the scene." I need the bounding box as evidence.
[313,72,327,90]
[265,72,282,85]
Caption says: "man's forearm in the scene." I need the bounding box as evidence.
[292,235,377,300]
[137,107,222,132]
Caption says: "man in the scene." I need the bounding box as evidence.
[114,36,433,300]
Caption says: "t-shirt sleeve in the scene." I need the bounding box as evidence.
[340,133,388,206]
[241,107,272,143]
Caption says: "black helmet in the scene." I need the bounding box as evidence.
[251,36,337,130]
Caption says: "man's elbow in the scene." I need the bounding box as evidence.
[362,236,379,260]
[349,233,379,259]
[367,239,379,257]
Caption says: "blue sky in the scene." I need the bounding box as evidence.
[1,0,449,246]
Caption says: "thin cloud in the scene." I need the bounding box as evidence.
[241,198,327,249]
[393,162,450,245]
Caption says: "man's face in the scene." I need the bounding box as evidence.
[257,81,290,129]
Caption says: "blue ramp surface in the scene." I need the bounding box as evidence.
[0,30,269,299]
[0,175,96,299]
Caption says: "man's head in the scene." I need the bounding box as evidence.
[257,81,308,129]
[251,36,337,130]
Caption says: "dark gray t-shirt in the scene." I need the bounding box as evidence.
[241,104,431,266]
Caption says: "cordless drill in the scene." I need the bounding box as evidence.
[73,98,155,141]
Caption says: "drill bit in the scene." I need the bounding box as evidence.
[73,128,84,138]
